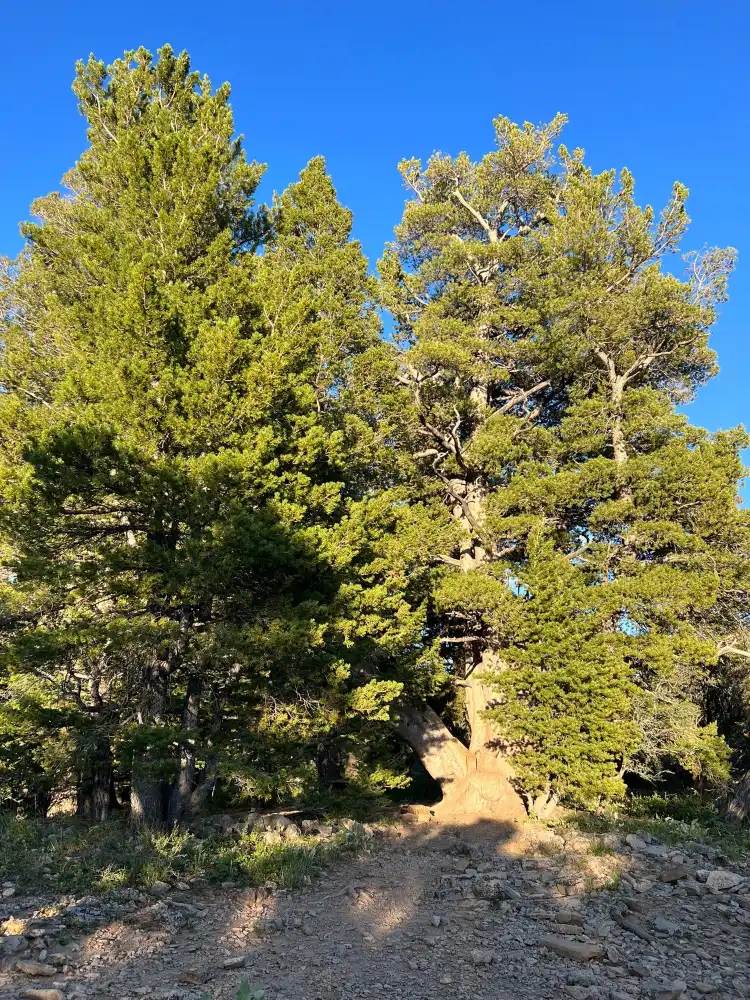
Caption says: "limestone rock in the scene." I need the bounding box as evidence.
[539,935,604,961]
[15,961,57,976]
[20,991,64,1000]
[705,870,744,892]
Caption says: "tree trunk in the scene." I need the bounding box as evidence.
[76,734,114,823]
[131,764,169,826]
[316,744,347,790]
[130,660,169,825]
[167,673,202,825]
[725,772,750,823]
[394,699,525,822]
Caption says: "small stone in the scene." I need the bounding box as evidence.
[439,974,453,985]
[431,915,442,927]
[16,961,57,976]
[1,886,16,898]
[222,955,247,969]
[695,984,717,995]
[655,981,687,1000]
[555,910,585,926]
[660,865,692,884]
[705,870,744,892]
[149,880,170,894]
[653,915,681,936]
[470,947,494,965]
[20,991,64,1000]
[539,935,604,961]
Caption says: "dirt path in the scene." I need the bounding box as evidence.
[2,817,750,1000]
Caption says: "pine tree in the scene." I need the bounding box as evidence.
[376,115,744,817]
[0,48,380,823]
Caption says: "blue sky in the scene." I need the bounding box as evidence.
[1,1,747,457]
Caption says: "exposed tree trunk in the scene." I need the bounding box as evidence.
[131,764,169,826]
[186,682,224,816]
[394,699,525,822]
[167,673,202,825]
[725,772,750,823]
[130,659,169,825]
[76,734,114,823]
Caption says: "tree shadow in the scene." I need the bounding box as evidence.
[6,812,737,1000]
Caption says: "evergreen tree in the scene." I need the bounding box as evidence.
[0,47,381,823]
[376,115,744,816]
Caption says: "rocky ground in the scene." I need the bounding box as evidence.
[1,811,749,1000]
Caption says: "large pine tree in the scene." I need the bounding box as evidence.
[375,116,745,817]
[0,48,382,823]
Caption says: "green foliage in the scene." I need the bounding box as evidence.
[0,812,368,895]
[0,49,746,821]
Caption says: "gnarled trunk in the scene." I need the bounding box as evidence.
[76,733,115,823]
[394,695,525,823]
[726,772,750,823]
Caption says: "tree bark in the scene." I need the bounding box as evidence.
[131,764,169,826]
[130,659,170,825]
[76,733,114,823]
[394,699,525,822]
[725,772,750,823]
[167,673,202,825]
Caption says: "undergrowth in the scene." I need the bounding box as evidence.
[0,812,367,896]
[559,792,750,859]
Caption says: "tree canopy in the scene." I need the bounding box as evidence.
[1,47,748,825]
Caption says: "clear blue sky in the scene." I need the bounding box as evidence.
[2,1,747,457]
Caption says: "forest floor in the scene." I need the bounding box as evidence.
[1,808,750,1000]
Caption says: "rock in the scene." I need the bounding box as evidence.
[705,870,744,892]
[281,824,302,840]
[611,910,655,942]
[555,910,585,926]
[300,819,320,834]
[439,974,453,985]
[660,865,692,884]
[267,814,295,832]
[0,934,26,955]
[431,915,442,927]
[625,834,649,851]
[653,915,681,936]
[20,991,64,1000]
[470,948,494,965]
[655,981,686,1000]
[472,879,520,901]
[339,818,366,836]
[212,813,235,832]
[567,970,595,986]
[694,984,717,995]
[15,961,57,976]
[150,881,170,895]
[222,955,247,969]
[261,830,283,845]
[538,935,604,961]
[316,824,334,838]
[1,886,16,898]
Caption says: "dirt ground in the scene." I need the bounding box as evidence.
[2,814,750,1000]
